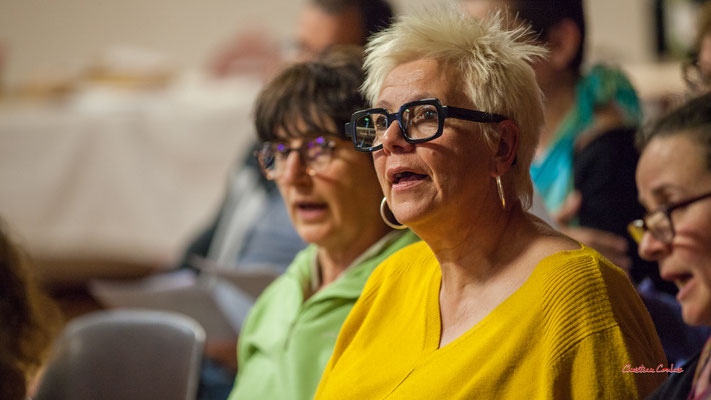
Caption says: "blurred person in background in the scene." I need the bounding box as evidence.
[227,46,418,400]
[683,1,711,96]
[631,92,711,399]
[464,0,660,289]
[0,219,61,400]
[180,0,394,284]
[209,0,393,78]
[315,8,665,399]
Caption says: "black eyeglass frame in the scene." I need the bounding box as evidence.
[254,135,338,180]
[629,189,711,244]
[345,98,508,152]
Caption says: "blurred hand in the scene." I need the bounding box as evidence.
[554,191,632,273]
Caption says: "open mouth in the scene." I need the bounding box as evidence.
[296,202,327,211]
[393,171,428,184]
[674,272,697,303]
[675,273,693,290]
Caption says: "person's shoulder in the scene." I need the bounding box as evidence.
[537,242,615,273]
[536,244,662,347]
[536,244,633,299]
[534,245,629,344]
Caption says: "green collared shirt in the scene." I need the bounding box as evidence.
[228,230,420,400]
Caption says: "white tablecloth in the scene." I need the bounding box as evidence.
[0,74,262,284]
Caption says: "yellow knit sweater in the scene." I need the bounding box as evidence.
[315,242,666,399]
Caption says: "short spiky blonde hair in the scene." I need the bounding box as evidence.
[362,6,546,209]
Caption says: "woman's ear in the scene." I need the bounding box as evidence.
[492,119,519,177]
[546,18,581,71]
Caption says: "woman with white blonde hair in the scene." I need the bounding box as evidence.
[314,7,666,399]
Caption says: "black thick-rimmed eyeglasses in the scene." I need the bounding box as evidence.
[344,98,508,152]
[628,190,711,245]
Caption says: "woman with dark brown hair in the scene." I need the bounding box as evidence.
[227,47,418,400]
[0,221,60,400]
[632,92,711,399]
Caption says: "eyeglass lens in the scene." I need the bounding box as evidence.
[644,211,674,244]
[258,137,334,179]
[628,212,674,245]
[353,104,440,149]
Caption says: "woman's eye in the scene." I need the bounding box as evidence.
[274,144,290,158]
[375,115,388,130]
[413,107,437,122]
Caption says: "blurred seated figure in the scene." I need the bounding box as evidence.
[0,220,61,400]
[176,155,306,274]
[632,92,711,399]
[181,0,394,279]
[208,0,393,78]
[464,0,666,291]
[227,47,419,400]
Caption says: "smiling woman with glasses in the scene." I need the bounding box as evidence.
[634,92,711,400]
[314,7,665,400]
[228,47,419,400]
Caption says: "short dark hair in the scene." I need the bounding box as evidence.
[254,46,366,142]
[507,0,586,73]
[636,92,711,168]
[312,0,393,43]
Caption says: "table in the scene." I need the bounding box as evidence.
[0,73,262,286]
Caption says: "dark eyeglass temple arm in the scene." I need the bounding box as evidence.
[445,106,507,123]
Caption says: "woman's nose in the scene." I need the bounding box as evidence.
[380,120,414,154]
[279,151,310,185]
[638,231,670,262]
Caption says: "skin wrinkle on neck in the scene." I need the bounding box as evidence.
[436,201,527,292]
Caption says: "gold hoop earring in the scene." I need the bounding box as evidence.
[380,197,406,229]
[496,176,506,210]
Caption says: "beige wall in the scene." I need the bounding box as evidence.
[585,0,656,64]
[0,0,304,85]
[0,0,656,86]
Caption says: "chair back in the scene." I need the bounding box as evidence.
[34,309,205,400]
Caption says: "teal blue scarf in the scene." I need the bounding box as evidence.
[530,65,642,213]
